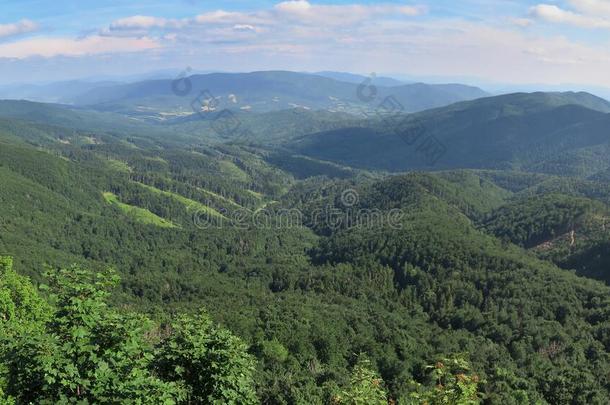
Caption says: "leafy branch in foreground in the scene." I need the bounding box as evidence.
[154,311,257,404]
[331,357,388,405]
[408,356,482,405]
[0,257,256,404]
[332,355,482,405]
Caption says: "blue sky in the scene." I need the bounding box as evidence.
[1,0,610,88]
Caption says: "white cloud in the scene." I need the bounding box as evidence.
[103,2,425,36]
[0,35,159,58]
[110,15,170,30]
[568,0,610,17]
[195,10,239,24]
[274,0,423,17]
[101,10,270,39]
[233,24,261,33]
[0,19,39,39]
[97,3,607,87]
[530,2,610,29]
[273,1,425,25]
[274,1,312,14]
[193,10,270,25]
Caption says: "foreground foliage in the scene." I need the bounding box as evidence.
[1,257,485,404]
[0,257,256,404]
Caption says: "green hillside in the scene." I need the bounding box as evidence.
[287,92,610,173]
[480,186,610,285]
[2,91,610,403]
[103,191,177,228]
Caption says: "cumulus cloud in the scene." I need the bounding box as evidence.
[102,2,426,36]
[274,0,423,17]
[110,15,170,30]
[0,19,39,39]
[530,2,610,29]
[273,1,425,25]
[194,10,261,24]
[274,0,312,14]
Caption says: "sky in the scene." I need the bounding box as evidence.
[1,0,610,89]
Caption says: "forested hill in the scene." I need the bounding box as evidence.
[288,91,610,174]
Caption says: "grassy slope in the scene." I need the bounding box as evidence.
[137,182,227,219]
[102,192,176,228]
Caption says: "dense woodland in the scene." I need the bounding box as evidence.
[1,93,610,404]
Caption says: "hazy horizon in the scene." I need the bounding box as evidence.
[5,67,610,103]
[2,1,610,91]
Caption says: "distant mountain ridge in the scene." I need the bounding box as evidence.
[65,70,489,117]
[313,71,407,86]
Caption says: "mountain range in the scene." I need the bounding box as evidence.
[0,71,489,119]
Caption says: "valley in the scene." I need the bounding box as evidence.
[2,74,610,402]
